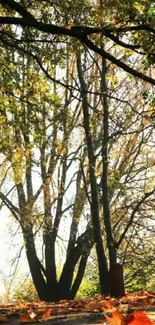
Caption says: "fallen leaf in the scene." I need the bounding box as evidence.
[86,302,104,312]
[124,311,155,325]
[0,292,155,324]
[87,300,116,312]
[19,312,38,322]
[37,307,52,319]
[105,308,124,325]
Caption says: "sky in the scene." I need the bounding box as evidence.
[0,206,29,297]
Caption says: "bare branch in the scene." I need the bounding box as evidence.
[0,191,19,216]
[116,186,155,248]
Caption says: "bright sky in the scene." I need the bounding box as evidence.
[0,207,29,297]
[0,214,9,268]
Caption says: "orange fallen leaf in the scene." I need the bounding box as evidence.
[105,308,124,325]
[124,311,155,325]
[19,307,52,322]
[101,300,118,310]
[105,309,155,325]
[19,312,38,323]
[87,300,115,312]
[86,302,103,312]
[37,307,52,319]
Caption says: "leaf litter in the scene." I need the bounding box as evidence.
[0,291,155,324]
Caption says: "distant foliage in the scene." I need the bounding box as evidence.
[77,276,100,299]
[12,279,39,303]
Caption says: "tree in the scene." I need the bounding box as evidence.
[76,43,155,295]
[0,0,155,300]
[0,39,94,301]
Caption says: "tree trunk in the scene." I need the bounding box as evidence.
[22,226,55,301]
[100,53,125,297]
[110,263,125,297]
[57,226,94,300]
[77,52,109,295]
[69,253,89,299]
[101,56,117,266]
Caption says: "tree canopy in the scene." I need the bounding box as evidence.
[0,0,154,84]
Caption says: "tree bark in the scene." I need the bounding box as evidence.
[77,52,109,295]
[110,263,125,297]
[22,224,54,301]
[101,56,117,267]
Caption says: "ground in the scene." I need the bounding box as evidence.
[0,292,155,324]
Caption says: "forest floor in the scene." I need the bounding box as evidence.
[0,292,155,324]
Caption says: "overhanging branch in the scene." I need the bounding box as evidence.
[0,6,154,85]
[0,0,36,21]
[82,36,155,85]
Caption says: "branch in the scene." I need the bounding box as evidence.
[0,191,20,220]
[0,17,154,84]
[0,0,36,21]
[80,159,91,206]
[106,24,155,34]
[0,35,133,108]
[116,186,155,248]
[102,30,143,52]
[0,17,97,37]
[82,36,155,85]
[31,184,43,206]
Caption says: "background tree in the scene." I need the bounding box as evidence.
[76,40,154,295]
[0,39,94,301]
[0,0,154,300]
